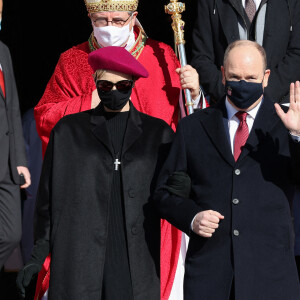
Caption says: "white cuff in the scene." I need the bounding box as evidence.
[190,214,197,231]
[192,94,201,109]
[290,132,300,142]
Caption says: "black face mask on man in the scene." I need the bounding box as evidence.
[225,79,264,109]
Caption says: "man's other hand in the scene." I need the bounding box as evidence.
[16,166,31,189]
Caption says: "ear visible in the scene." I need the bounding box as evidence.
[131,11,138,26]
[221,66,226,86]
[263,69,271,88]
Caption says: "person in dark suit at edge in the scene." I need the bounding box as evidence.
[154,40,300,300]
[0,0,31,273]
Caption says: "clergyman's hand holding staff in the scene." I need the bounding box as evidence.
[165,0,204,115]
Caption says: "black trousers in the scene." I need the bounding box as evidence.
[295,256,300,280]
[0,166,22,269]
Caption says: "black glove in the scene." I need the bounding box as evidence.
[16,239,50,299]
[164,171,191,198]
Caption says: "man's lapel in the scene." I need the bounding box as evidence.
[200,101,235,167]
[238,98,279,162]
[262,0,288,65]
[262,0,275,61]
[217,0,242,44]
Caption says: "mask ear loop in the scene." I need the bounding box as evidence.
[224,76,232,96]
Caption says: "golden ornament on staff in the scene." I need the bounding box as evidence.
[165,0,186,45]
[165,0,203,115]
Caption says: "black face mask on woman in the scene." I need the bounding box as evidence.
[225,79,264,109]
[96,79,134,111]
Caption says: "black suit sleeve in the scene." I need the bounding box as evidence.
[6,45,27,167]
[153,122,201,235]
[265,1,300,103]
[191,0,225,102]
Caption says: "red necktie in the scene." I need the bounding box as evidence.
[0,69,6,98]
[245,0,256,23]
[234,111,249,161]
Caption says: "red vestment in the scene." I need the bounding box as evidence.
[34,26,183,300]
[35,28,181,155]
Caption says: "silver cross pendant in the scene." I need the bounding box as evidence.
[114,158,121,171]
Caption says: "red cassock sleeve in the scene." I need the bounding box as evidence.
[34,39,182,300]
[34,43,94,156]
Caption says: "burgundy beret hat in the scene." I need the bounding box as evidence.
[88,46,149,79]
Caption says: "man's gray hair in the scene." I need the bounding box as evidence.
[223,40,267,71]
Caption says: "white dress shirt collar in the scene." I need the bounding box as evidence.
[225,96,262,121]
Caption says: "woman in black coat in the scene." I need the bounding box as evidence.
[17,46,174,300]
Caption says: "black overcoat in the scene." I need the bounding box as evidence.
[35,103,174,300]
[191,0,300,103]
[154,98,300,300]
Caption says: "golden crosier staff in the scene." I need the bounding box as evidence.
[165,0,202,115]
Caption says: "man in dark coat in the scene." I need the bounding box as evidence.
[0,37,31,270]
[16,47,174,300]
[191,0,300,104]
[154,40,300,300]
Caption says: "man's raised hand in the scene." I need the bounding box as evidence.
[275,81,300,136]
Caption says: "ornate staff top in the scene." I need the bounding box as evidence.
[165,0,186,45]
[165,0,195,115]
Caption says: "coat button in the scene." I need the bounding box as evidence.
[128,189,135,198]
[131,226,138,235]
[234,169,241,175]
[232,198,239,205]
[5,131,9,136]
[233,230,239,236]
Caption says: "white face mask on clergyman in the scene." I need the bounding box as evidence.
[93,23,132,47]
